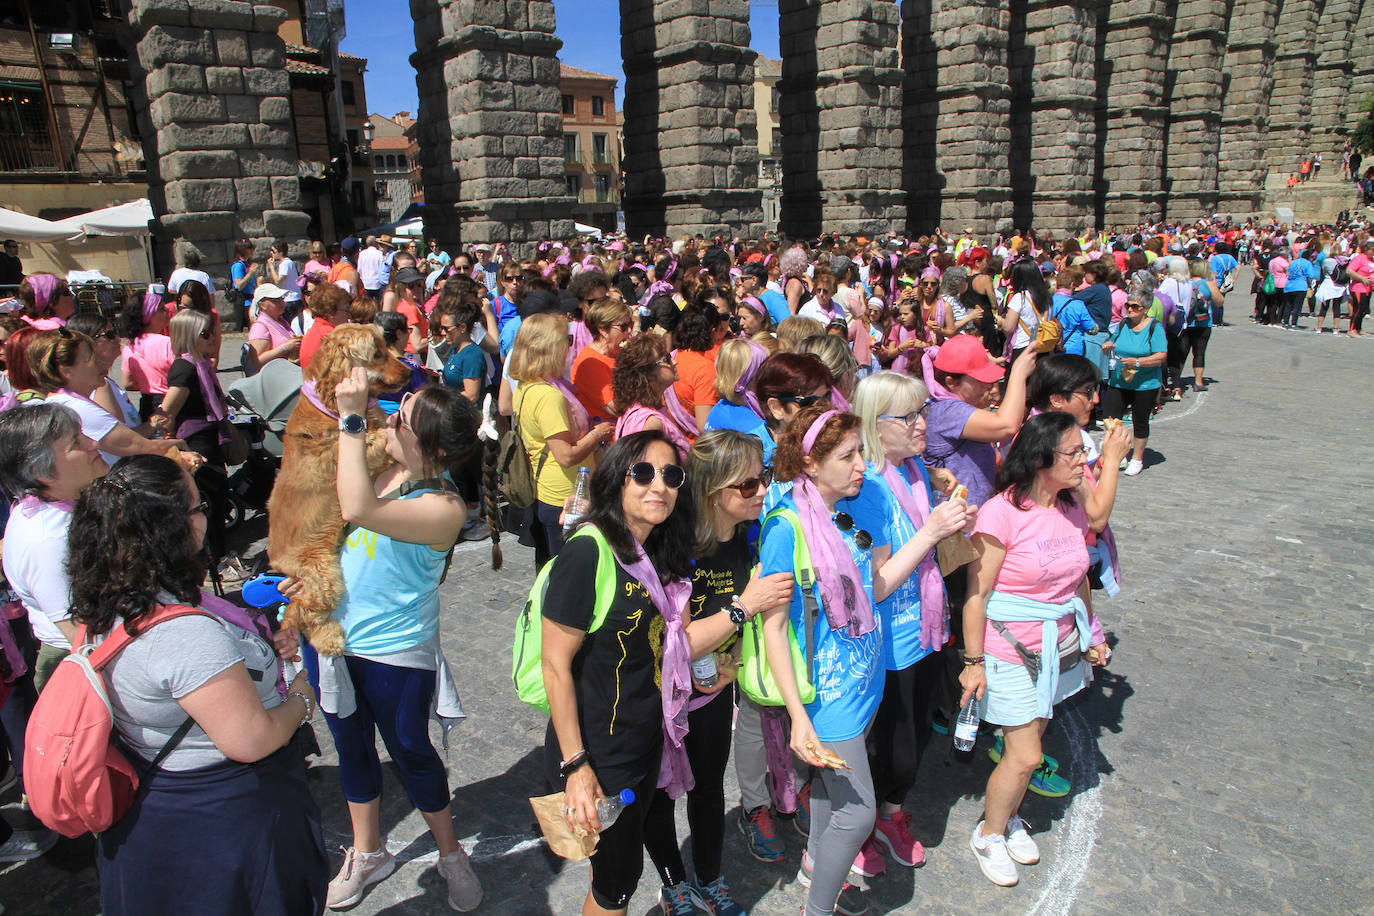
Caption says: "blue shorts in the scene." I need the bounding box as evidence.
[979,655,1089,727]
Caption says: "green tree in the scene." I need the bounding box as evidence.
[1352,91,1374,154]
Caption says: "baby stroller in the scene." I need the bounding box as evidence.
[223,358,303,529]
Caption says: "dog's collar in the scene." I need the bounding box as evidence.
[300,380,377,421]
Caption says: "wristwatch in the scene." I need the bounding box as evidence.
[727,597,747,628]
[339,413,366,435]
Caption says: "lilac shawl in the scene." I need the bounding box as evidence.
[876,459,948,651]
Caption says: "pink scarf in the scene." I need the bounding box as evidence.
[887,323,918,374]
[618,538,694,799]
[299,379,337,419]
[25,274,58,315]
[793,412,875,637]
[544,376,589,439]
[16,494,73,518]
[198,589,286,698]
[828,387,852,412]
[737,341,767,420]
[662,384,698,438]
[615,403,690,459]
[876,460,948,651]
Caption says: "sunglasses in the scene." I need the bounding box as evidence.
[656,355,675,368]
[387,391,415,431]
[832,512,873,550]
[503,275,522,282]
[919,280,939,287]
[626,461,686,489]
[880,401,932,426]
[722,468,773,498]
[779,394,826,409]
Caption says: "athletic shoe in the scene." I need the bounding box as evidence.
[1026,760,1072,798]
[1123,459,1143,476]
[1118,456,1129,471]
[0,827,56,863]
[930,710,950,735]
[793,780,812,838]
[796,853,868,915]
[850,834,886,878]
[988,735,1060,773]
[660,880,706,915]
[1005,815,1040,865]
[438,845,483,912]
[327,846,396,910]
[460,518,491,541]
[872,811,925,867]
[739,805,786,862]
[695,875,746,916]
[969,821,1018,887]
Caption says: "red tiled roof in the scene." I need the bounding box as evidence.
[284,42,317,56]
[285,58,331,77]
[371,136,409,150]
[338,51,366,63]
[559,63,617,84]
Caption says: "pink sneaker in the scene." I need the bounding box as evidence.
[850,834,887,878]
[872,811,926,867]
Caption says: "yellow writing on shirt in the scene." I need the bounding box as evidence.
[345,528,377,560]
[610,583,649,735]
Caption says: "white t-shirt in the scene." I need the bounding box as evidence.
[3,500,74,649]
[1008,291,1040,350]
[274,257,301,302]
[167,268,216,298]
[44,391,119,466]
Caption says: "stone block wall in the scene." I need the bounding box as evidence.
[125,0,308,293]
[1163,0,1228,221]
[1308,0,1362,166]
[620,0,762,238]
[410,0,574,254]
[1096,0,1170,225]
[1263,0,1322,184]
[1216,0,1280,215]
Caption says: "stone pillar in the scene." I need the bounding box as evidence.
[126,0,308,296]
[1308,0,1362,165]
[1216,0,1280,217]
[780,0,904,238]
[1096,0,1170,225]
[903,0,1010,236]
[620,0,761,238]
[1163,0,1229,221]
[410,0,573,254]
[1008,0,1099,236]
[1262,0,1322,189]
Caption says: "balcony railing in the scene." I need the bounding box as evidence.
[580,188,618,204]
[0,133,58,171]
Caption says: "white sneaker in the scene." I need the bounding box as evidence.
[1118,456,1129,471]
[970,821,1018,886]
[327,846,396,910]
[1005,815,1040,865]
[1123,458,1144,476]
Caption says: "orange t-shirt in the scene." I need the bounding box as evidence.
[571,345,617,419]
[395,300,428,354]
[673,348,719,420]
[299,316,337,369]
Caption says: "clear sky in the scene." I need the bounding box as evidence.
[340,0,782,118]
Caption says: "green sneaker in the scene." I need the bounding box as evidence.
[1027,760,1071,798]
[988,734,1061,773]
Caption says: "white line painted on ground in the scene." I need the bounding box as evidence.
[1150,389,1207,425]
[1275,536,1303,544]
[1025,704,1102,916]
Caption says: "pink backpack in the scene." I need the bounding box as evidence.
[24,605,210,837]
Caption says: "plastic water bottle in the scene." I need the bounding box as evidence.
[691,654,719,688]
[596,789,636,832]
[563,467,591,537]
[953,695,981,752]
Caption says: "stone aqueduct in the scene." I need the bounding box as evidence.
[124,0,1373,272]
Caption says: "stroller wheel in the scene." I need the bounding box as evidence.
[224,492,247,531]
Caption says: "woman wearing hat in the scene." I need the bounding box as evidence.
[245,284,301,373]
[381,266,430,356]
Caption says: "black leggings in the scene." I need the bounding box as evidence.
[1351,290,1370,332]
[1281,291,1305,325]
[644,689,734,885]
[1165,332,1186,391]
[1102,385,1156,440]
[867,652,944,806]
[1178,326,1210,371]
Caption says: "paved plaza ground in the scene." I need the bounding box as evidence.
[1,272,1371,914]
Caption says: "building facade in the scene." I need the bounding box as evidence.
[370,111,413,223]
[559,65,621,233]
[754,56,781,235]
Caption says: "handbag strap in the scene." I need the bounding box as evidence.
[512,385,551,478]
[990,619,1042,681]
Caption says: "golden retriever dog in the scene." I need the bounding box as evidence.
[267,321,412,655]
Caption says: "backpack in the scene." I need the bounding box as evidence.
[1330,260,1350,286]
[737,508,819,707]
[24,605,212,837]
[501,385,550,509]
[1188,283,1212,326]
[1014,294,1063,354]
[513,526,617,713]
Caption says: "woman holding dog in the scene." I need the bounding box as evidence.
[288,374,484,913]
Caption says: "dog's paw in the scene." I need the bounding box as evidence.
[309,619,347,657]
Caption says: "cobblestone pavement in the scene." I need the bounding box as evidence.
[2,273,1371,914]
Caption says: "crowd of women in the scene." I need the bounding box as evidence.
[0,214,1361,915]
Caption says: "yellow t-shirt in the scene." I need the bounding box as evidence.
[515,381,581,506]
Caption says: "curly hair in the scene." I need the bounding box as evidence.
[779,245,810,279]
[68,455,207,637]
[674,300,720,353]
[308,283,351,320]
[611,333,668,412]
[772,404,860,481]
[583,430,694,580]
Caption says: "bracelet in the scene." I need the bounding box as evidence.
[963,655,985,667]
[288,689,314,728]
[559,750,590,779]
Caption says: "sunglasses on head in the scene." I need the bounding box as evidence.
[626,461,686,489]
[722,468,773,498]
[832,511,873,551]
[779,393,825,409]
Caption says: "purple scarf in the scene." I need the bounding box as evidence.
[180,353,226,423]
[198,589,286,698]
[615,403,690,459]
[299,379,338,420]
[16,494,73,517]
[737,341,767,420]
[544,376,589,438]
[26,274,58,315]
[662,383,698,438]
[877,459,948,651]
[888,323,917,374]
[618,538,694,800]
[793,411,876,637]
[828,387,852,412]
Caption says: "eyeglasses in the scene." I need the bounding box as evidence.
[1071,384,1099,397]
[92,329,117,341]
[721,469,773,498]
[656,355,674,368]
[188,499,209,517]
[626,462,685,489]
[880,401,932,426]
[831,511,873,550]
[779,393,826,409]
[612,320,633,332]
[1055,445,1088,460]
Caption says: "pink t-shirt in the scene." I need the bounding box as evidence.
[120,332,175,395]
[973,490,1091,663]
[1268,256,1289,290]
[1348,252,1373,297]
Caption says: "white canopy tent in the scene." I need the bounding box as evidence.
[51,198,155,240]
[0,207,80,243]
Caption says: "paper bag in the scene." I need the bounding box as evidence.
[936,533,978,576]
[529,791,599,861]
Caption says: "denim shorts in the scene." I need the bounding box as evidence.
[980,655,1089,727]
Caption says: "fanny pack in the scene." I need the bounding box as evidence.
[990,620,1081,681]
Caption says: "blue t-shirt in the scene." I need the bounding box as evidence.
[1075,283,1114,329]
[704,400,776,466]
[498,315,522,359]
[1285,256,1317,293]
[1050,293,1098,356]
[865,464,941,671]
[442,341,485,391]
[231,260,257,299]
[1107,318,1167,391]
[760,289,791,327]
[1209,253,1238,284]
[495,295,520,332]
[757,489,889,742]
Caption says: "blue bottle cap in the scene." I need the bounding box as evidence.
[617,789,635,805]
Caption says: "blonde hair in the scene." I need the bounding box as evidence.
[27,329,94,392]
[169,309,211,358]
[584,297,633,338]
[507,312,569,381]
[776,315,824,352]
[852,370,929,466]
[1188,258,1214,281]
[712,338,756,401]
[687,429,764,557]
[798,333,859,385]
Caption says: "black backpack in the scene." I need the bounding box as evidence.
[1188,283,1211,325]
[1331,260,1350,286]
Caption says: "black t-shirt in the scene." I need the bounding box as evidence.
[689,530,752,639]
[543,533,662,784]
[167,358,212,424]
